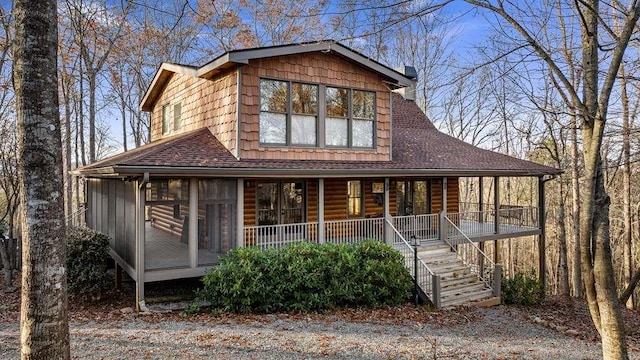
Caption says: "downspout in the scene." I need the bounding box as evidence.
[136,172,150,312]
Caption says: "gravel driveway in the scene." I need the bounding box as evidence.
[1,305,624,359]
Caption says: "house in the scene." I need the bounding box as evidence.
[76,41,560,310]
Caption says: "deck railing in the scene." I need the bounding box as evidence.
[393,214,439,241]
[324,217,385,244]
[65,203,87,227]
[443,217,501,298]
[243,221,318,250]
[387,219,439,306]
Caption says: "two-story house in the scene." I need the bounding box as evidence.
[77,41,560,310]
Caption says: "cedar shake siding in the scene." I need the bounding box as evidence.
[150,69,238,157]
[239,52,391,161]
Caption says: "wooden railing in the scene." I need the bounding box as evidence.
[443,217,501,298]
[393,214,439,241]
[243,221,318,250]
[324,217,384,244]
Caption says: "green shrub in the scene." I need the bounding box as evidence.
[197,240,412,313]
[502,270,544,305]
[66,226,111,298]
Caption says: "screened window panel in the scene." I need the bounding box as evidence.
[259,112,287,144]
[291,114,317,145]
[162,105,169,134]
[352,119,373,148]
[348,180,362,217]
[325,117,348,147]
[173,103,181,131]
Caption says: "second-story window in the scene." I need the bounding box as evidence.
[162,102,182,135]
[325,87,375,148]
[259,79,319,146]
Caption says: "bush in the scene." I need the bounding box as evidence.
[197,240,412,313]
[66,226,111,298]
[502,270,544,305]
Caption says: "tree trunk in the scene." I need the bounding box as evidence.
[619,270,640,305]
[557,179,569,296]
[571,114,582,298]
[13,0,70,358]
[619,63,633,309]
[88,70,96,163]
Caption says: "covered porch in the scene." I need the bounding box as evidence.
[85,174,548,310]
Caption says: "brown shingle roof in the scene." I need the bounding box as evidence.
[78,94,560,177]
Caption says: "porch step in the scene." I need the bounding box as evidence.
[441,288,494,308]
[410,244,498,309]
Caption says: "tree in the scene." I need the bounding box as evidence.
[464,0,640,358]
[13,0,70,358]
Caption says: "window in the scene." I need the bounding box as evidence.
[347,180,363,217]
[162,105,169,134]
[260,79,318,146]
[326,87,375,148]
[258,78,374,148]
[260,79,288,144]
[173,103,182,131]
[161,102,182,134]
[325,87,349,147]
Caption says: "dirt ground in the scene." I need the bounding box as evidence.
[1,273,639,359]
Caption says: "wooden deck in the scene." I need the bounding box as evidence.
[455,219,539,242]
[145,222,221,270]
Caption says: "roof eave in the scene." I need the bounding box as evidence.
[76,165,560,179]
[140,63,199,112]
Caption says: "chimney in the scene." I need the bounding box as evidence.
[394,65,418,101]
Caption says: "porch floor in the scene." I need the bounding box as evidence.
[145,222,221,270]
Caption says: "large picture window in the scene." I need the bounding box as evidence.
[259,78,375,149]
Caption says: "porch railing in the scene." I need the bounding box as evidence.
[393,214,439,242]
[243,221,318,250]
[387,219,439,306]
[447,205,538,239]
[324,217,384,244]
[443,217,501,298]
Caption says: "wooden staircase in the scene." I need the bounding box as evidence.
[417,241,500,308]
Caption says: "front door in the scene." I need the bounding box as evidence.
[257,181,305,226]
[397,180,429,216]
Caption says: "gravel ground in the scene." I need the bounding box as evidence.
[1,305,625,360]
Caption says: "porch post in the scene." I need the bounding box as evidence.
[318,179,325,243]
[135,174,148,312]
[478,177,484,222]
[384,178,392,245]
[189,178,198,268]
[494,176,501,264]
[439,178,448,241]
[237,179,244,248]
[538,176,546,293]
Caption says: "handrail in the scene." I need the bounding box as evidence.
[385,219,438,304]
[443,216,496,289]
[65,203,87,226]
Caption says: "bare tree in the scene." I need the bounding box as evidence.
[14,0,70,358]
[464,0,640,358]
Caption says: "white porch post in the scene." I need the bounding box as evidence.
[384,178,392,245]
[439,177,448,241]
[318,179,325,243]
[189,178,198,268]
[236,179,244,248]
[494,176,501,264]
